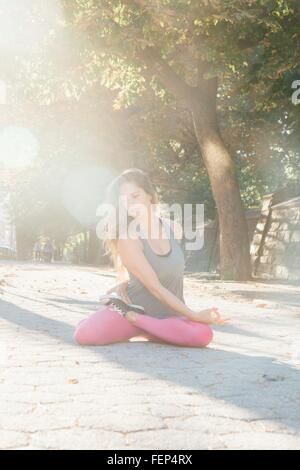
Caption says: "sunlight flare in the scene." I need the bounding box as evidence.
[0,126,39,168]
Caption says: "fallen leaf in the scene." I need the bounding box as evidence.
[68,378,79,384]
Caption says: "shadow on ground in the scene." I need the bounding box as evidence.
[232,289,300,308]
[1,296,299,434]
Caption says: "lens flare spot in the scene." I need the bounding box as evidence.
[0,126,39,168]
[62,165,114,227]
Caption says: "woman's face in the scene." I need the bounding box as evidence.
[119,181,152,219]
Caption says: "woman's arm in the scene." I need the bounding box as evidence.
[117,236,195,319]
[106,219,182,307]
[117,226,230,325]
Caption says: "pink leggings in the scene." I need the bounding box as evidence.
[74,307,213,348]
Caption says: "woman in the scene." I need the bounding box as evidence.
[74,168,229,347]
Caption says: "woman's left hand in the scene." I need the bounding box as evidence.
[189,307,230,325]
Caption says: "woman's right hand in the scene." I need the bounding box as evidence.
[189,307,230,325]
[105,281,132,304]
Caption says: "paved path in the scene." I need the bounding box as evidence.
[0,261,299,450]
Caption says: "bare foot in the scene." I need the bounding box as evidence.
[125,310,139,323]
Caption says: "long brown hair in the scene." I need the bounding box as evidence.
[100,168,159,281]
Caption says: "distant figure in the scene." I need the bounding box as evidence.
[53,244,62,262]
[33,240,42,262]
[70,245,76,264]
[63,246,72,264]
[78,241,86,264]
[43,240,53,263]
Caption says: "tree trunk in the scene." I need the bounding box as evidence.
[192,116,251,280]
[187,84,251,281]
[140,48,252,280]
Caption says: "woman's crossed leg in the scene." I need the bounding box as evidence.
[74,306,213,348]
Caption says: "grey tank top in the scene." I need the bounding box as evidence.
[127,217,186,319]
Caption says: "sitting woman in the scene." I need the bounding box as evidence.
[74,168,229,347]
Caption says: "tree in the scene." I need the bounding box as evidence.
[5,0,300,276]
[57,0,255,279]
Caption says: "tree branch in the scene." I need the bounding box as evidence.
[138,47,192,102]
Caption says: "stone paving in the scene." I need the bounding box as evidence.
[0,261,299,450]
